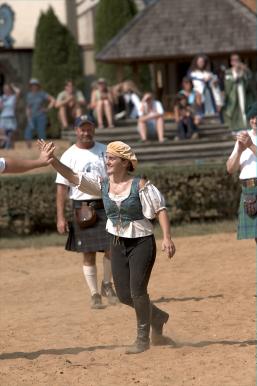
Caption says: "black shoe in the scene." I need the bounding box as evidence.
[91,293,105,309]
[151,332,175,346]
[126,294,151,354]
[151,305,171,345]
[101,281,118,305]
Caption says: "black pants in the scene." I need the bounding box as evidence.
[110,235,156,304]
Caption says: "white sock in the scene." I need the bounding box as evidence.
[103,256,112,284]
[83,265,98,296]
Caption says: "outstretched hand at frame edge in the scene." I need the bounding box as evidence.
[37,139,56,165]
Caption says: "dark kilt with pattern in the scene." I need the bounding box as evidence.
[65,207,110,253]
[238,185,257,240]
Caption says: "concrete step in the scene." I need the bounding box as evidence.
[137,149,230,162]
[121,136,233,149]
[133,140,234,154]
[60,116,233,164]
[62,125,231,142]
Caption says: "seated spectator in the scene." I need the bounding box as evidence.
[90,78,114,129]
[111,82,126,120]
[179,77,202,125]
[0,83,20,149]
[55,80,86,130]
[122,80,141,119]
[138,93,166,143]
[24,79,55,149]
[188,54,223,118]
[174,94,199,140]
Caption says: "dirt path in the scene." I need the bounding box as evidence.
[0,233,255,386]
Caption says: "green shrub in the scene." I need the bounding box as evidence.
[0,164,241,235]
[138,164,240,223]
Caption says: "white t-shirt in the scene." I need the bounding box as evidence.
[229,130,257,179]
[55,142,107,200]
[0,157,6,173]
[138,100,164,117]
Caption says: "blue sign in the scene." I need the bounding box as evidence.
[0,4,15,48]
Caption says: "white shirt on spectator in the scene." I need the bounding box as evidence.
[229,130,257,179]
[138,100,164,117]
[124,92,141,116]
[0,157,6,173]
[55,142,107,200]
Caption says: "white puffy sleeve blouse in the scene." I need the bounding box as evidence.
[78,174,167,238]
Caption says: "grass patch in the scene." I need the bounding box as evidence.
[0,233,67,250]
[166,219,237,238]
[0,220,237,250]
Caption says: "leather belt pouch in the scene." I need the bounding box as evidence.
[243,194,257,217]
[75,202,97,228]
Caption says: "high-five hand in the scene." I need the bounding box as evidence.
[37,139,56,164]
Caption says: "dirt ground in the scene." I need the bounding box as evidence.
[0,233,256,386]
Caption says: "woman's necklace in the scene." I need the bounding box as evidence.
[110,178,132,196]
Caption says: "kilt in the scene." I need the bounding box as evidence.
[65,207,110,253]
[237,185,257,240]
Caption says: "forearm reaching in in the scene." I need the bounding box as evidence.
[3,149,53,174]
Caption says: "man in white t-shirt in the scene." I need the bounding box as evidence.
[56,115,117,309]
[226,102,257,241]
[138,93,166,143]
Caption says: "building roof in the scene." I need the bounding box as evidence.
[96,0,257,63]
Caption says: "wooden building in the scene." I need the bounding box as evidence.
[96,0,257,107]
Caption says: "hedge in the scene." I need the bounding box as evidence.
[0,164,241,235]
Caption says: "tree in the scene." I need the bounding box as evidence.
[32,7,83,137]
[94,0,137,85]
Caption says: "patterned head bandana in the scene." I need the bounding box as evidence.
[106,141,138,170]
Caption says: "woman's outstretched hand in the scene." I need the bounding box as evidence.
[162,237,176,259]
[37,139,56,165]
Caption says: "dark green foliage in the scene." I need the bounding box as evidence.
[32,7,84,137]
[0,173,58,235]
[95,0,144,85]
[0,165,241,235]
[95,0,136,84]
[95,0,137,54]
[138,164,241,223]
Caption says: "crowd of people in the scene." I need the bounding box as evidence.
[0,53,255,148]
